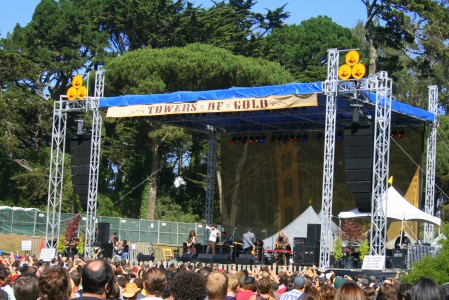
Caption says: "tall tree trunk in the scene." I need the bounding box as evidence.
[369,35,377,75]
[148,143,160,220]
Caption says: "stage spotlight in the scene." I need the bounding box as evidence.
[337,131,343,140]
[391,130,397,139]
[315,133,322,141]
[230,137,236,144]
[248,136,254,144]
[302,134,308,142]
[288,135,294,143]
[254,136,260,143]
[260,135,266,143]
[397,130,404,139]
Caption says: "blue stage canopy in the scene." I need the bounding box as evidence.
[99,82,434,133]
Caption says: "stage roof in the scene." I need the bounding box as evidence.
[100,82,435,134]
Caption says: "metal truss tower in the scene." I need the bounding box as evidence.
[205,130,217,225]
[319,49,339,268]
[424,86,438,243]
[84,70,106,254]
[45,71,105,253]
[369,72,392,261]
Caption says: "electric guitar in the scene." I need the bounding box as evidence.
[187,236,196,247]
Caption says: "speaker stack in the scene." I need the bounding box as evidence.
[69,135,92,211]
[97,222,110,243]
[344,122,374,212]
[236,254,255,265]
[304,224,321,266]
[293,237,306,264]
[197,253,214,264]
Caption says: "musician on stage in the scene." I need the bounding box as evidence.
[275,231,290,265]
[395,230,411,249]
[221,231,232,245]
[186,230,197,255]
[242,227,256,254]
[205,223,221,255]
[254,239,264,263]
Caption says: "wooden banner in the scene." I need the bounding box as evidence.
[106,94,317,118]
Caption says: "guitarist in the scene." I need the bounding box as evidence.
[275,231,290,265]
[242,227,256,255]
[186,230,197,255]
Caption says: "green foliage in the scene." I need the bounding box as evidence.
[77,234,85,255]
[334,237,343,261]
[154,196,202,223]
[56,236,66,254]
[263,16,357,81]
[401,233,449,284]
[358,239,370,261]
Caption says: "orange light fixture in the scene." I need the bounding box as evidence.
[66,75,87,100]
[338,50,366,80]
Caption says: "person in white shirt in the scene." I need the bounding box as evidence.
[205,223,221,255]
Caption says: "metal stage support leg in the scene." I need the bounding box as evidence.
[45,102,68,248]
[424,86,438,244]
[205,130,217,225]
[369,71,392,263]
[319,48,339,269]
[84,70,105,256]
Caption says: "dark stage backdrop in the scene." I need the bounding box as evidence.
[220,128,424,234]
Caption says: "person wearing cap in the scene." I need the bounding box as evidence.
[280,276,306,300]
[333,277,347,289]
[122,282,141,300]
[237,276,256,300]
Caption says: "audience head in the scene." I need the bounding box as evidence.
[411,277,441,300]
[440,283,449,300]
[13,273,39,300]
[206,271,228,300]
[38,265,71,300]
[335,281,366,300]
[82,259,115,297]
[143,267,167,297]
[170,270,207,300]
[397,282,412,300]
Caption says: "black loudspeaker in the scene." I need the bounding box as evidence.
[344,256,356,269]
[69,135,92,211]
[197,253,214,264]
[306,224,321,248]
[94,242,113,259]
[344,122,373,212]
[304,246,319,266]
[213,254,229,264]
[97,222,110,243]
[236,254,255,265]
[180,253,193,262]
[392,249,406,269]
[293,242,305,263]
[293,237,306,245]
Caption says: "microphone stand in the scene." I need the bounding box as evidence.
[230,227,237,263]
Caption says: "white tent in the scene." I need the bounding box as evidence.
[263,206,339,249]
[338,186,441,226]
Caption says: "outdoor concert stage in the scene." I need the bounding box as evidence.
[100,81,435,235]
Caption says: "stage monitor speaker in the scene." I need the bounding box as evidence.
[392,249,406,269]
[213,254,229,264]
[97,222,110,243]
[69,135,92,211]
[344,122,373,212]
[236,254,255,265]
[197,253,214,264]
[293,237,306,245]
[180,253,193,263]
[306,224,321,248]
[293,242,305,263]
[303,246,319,266]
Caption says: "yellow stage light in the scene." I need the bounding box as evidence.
[352,63,366,79]
[338,64,352,80]
[345,50,360,66]
[66,75,87,100]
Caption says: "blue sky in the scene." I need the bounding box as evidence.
[1,0,366,37]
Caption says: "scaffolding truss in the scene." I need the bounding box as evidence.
[424,86,438,243]
[45,71,105,254]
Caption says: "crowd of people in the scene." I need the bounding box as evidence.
[1,250,449,300]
